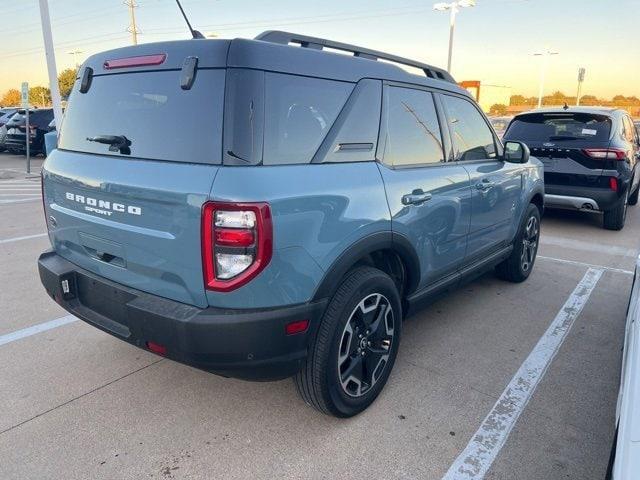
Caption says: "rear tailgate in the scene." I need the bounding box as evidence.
[505,111,613,187]
[43,40,229,308]
[44,152,218,307]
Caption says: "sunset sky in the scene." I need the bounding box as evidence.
[1,0,639,99]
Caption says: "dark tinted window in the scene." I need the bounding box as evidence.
[504,112,612,143]
[316,79,382,163]
[382,86,443,167]
[59,70,225,163]
[263,73,353,165]
[442,95,496,161]
[29,109,54,128]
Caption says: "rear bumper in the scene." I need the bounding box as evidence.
[5,133,43,152]
[545,184,622,212]
[38,251,327,381]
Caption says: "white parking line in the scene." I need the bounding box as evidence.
[0,193,41,196]
[541,234,637,258]
[0,198,41,204]
[0,233,47,244]
[0,315,78,347]
[538,255,633,275]
[442,267,603,480]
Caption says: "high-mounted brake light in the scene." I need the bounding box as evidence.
[202,202,273,292]
[103,54,166,70]
[583,148,627,160]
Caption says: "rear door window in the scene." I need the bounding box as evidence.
[263,73,353,165]
[504,112,612,143]
[59,70,225,164]
[441,94,496,161]
[380,86,444,167]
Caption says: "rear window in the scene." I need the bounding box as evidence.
[505,112,612,143]
[59,70,225,163]
[29,110,54,128]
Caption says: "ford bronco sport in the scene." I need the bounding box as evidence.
[38,31,544,417]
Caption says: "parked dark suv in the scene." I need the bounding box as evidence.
[4,108,54,155]
[38,32,544,417]
[504,107,640,230]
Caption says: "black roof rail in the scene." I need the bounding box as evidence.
[255,30,456,84]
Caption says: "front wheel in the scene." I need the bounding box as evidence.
[294,266,402,417]
[495,203,540,283]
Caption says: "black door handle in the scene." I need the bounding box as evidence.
[402,190,432,205]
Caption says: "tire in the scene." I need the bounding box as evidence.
[294,266,402,417]
[495,203,541,283]
[603,194,627,231]
[627,184,638,206]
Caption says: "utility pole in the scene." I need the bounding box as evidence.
[576,67,586,106]
[533,48,559,108]
[125,0,140,45]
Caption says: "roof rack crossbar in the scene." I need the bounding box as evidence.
[255,30,455,84]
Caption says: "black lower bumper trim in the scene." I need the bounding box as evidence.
[38,251,327,381]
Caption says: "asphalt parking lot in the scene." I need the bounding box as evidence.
[0,151,635,480]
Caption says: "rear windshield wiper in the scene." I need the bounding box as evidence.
[548,135,581,141]
[86,135,131,155]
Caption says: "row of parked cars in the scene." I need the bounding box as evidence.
[0,107,55,156]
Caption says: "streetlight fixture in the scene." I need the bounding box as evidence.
[533,48,559,108]
[433,0,476,73]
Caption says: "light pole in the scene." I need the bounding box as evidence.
[433,0,476,73]
[533,48,559,108]
[38,0,63,136]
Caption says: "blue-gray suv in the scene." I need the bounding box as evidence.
[38,31,544,417]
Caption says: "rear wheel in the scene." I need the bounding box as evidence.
[495,203,540,283]
[294,266,402,417]
[603,193,628,231]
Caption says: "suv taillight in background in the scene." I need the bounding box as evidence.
[201,202,273,292]
[582,148,627,160]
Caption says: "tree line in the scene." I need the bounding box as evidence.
[0,67,77,108]
[490,90,640,115]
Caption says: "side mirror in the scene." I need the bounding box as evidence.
[504,141,530,163]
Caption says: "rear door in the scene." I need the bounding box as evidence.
[504,111,613,191]
[43,44,228,308]
[439,93,523,262]
[377,84,471,289]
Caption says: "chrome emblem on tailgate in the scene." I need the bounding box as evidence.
[65,192,142,217]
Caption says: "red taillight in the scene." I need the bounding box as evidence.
[583,148,627,160]
[285,319,310,335]
[103,54,166,70]
[214,228,255,247]
[609,177,618,192]
[202,202,273,292]
[146,341,167,356]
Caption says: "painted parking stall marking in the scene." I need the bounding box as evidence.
[0,177,42,204]
[0,315,78,347]
[442,267,604,480]
[0,233,47,244]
